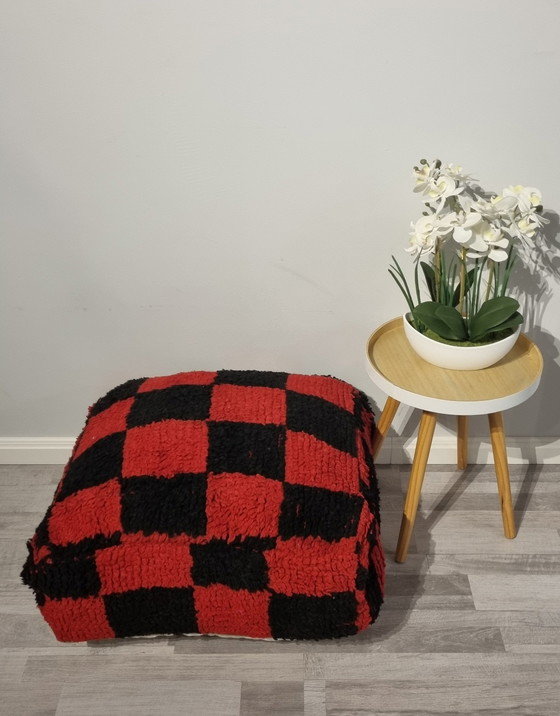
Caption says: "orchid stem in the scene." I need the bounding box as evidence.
[458,248,467,316]
[434,239,441,303]
[485,261,495,302]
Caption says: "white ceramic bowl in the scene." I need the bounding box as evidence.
[403,313,521,370]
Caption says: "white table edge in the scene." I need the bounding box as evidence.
[364,352,542,416]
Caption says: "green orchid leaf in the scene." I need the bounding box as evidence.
[412,302,468,341]
[469,296,520,341]
[389,268,415,313]
[420,262,437,301]
[389,255,415,313]
[483,312,523,338]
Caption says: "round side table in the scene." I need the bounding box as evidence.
[365,317,543,563]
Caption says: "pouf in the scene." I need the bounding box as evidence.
[22,370,385,641]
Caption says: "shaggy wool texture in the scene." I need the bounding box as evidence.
[22,370,385,642]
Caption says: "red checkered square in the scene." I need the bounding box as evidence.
[194,584,271,638]
[209,384,286,424]
[75,399,133,459]
[48,480,122,546]
[266,536,358,596]
[122,419,208,478]
[286,374,355,412]
[139,371,217,392]
[40,596,114,641]
[285,430,360,494]
[96,539,193,594]
[206,473,283,540]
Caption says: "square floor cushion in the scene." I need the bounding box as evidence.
[22,370,385,641]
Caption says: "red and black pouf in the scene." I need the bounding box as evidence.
[22,370,385,641]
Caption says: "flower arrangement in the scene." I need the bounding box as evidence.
[390,159,546,345]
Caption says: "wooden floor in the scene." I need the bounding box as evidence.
[1,463,559,716]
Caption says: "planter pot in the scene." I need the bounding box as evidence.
[403,313,521,371]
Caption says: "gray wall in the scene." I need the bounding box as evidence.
[1,0,559,442]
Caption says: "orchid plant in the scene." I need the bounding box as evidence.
[390,159,546,344]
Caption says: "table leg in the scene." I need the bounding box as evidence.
[488,411,516,539]
[457,415,468,470]
[371,396,400,460]
[395,410,437,563]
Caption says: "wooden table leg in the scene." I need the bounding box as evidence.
[395,410,437,563]
[372,396,400,460]
[457,415,468,470]
[488,411,516,539]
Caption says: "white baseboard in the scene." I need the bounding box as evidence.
[390,436,560,465]
[1,436,559,465]
[0,438,75,464]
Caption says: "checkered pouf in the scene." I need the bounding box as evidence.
[22,370,385,641]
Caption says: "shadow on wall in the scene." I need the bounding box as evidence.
[517,326,560,437]
[517,210,560,335]
[515,209,560,439]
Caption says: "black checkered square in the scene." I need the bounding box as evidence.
[127,385,212,428]
[286,390,357,455]
[121,473,207,537]
[208,422,286,481]
[104,587,198,637]
[56,432,126,502]
[279,483,363,541]
[191,539,269,591]
[269,592,358,639]
[25,556,101,601]
[215,370,288,388]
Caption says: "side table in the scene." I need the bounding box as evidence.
[365,317,543,563]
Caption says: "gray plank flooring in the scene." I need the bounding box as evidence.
[1,463,559,715]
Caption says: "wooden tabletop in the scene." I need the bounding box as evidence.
[365,317,543,415]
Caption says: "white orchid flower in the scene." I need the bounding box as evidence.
[488,194,518,216]
[406,214,451,256]
[444,164,477,187]
[502,185,542,214]
[418,175,464,206]
[412,161,438,194]
[506,216,541,242]
[516,217,539,240]
[447,211,483,245]
[429,175,460,200]
[445,163,465,178]
[466,222,510,262]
